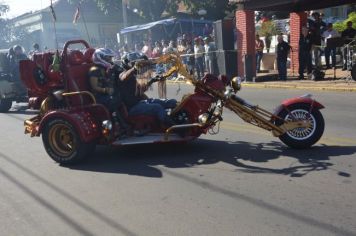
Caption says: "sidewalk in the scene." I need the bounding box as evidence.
[244,68,356,92]
[167,68,356,92]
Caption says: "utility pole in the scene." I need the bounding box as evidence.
[122,0,129,44]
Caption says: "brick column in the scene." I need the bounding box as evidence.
[236,10,255,80]
[289,12,307,75]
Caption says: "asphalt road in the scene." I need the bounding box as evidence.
[0,85,356,236]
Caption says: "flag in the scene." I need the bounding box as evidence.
[50,0,56,22]
[73,6,80,24]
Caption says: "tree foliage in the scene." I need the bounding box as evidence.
[258,20,280,37]
[334,12,356,32]
[70,0,232,23]
[0,4,29,48]
[180,0,230,20]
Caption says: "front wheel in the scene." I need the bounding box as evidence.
[0,98,12,112]
[42,118,95,165]
[275,104,325,149]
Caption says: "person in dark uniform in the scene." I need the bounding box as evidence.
[276,35,291,81]
[118,53,177,127]
[88,48,127,130]
[299,27,313,79]
[309,12,326,68]
[89,48,118,111]
[8,45,28,95]
[341,21,356,70]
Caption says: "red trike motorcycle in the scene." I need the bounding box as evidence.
[21,40,325,164]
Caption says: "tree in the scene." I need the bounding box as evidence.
[70,0,232,23]
[334,12,356,33]
[258,20,280,53]
[180,0,230,20]
[0,4,29,48]
[0,4,9,47]
[127,0,175,21]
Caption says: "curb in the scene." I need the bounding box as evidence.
[242,83,356,92]
[166,80,356,92]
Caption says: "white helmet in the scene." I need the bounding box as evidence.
[92,48,116,69]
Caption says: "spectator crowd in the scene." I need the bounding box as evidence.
[256,11,356,81]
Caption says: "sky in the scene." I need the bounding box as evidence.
[1,0,51,18]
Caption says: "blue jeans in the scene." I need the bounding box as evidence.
[256,51,263,72]
[128,98,177,122]
[195,57,204,79]
[277,59,287,81]
[324,47,336,68]
[96,94,118,112]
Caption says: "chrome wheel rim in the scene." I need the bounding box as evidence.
[285,109,316,141]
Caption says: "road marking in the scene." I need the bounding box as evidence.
[221,121,356,146]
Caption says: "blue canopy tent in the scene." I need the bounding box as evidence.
[119,18,213,43]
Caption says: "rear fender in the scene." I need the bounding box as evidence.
[273,95,325,119]
[38,110,101,143]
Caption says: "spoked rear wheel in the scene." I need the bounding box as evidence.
[42,118,95,165]
[275,104,324,149]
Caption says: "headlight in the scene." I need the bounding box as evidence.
[231,76,242,92]
[102,120,113,130]
[198,113,209,124]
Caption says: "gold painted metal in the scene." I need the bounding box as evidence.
[40,97,51,115]
[62,91,96,104]
[24,115,41,137]
[280,120,312,131]
[48,123,76,157]
[164,123,203,141]
[150,53,308,137]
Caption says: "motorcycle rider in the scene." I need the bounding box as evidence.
[8,45,28,94]
[88,48,128,131]
[119,52,177,127]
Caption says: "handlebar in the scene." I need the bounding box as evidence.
[62,39,90,58]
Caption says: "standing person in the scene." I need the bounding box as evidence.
[322,23,339,69]
[177,39,188,63]
[141,40,152,58]
[152,41,162,58]
[29,43,40,59]
[309,12,326,68]
[203,24,212,37]
[166,40,176,53]
[204,36,216,74]
[152,41,166,99]
[134,43,141,54]
[186,42,195,75]
[162,40,169,55]
[276,35,291,81]
[121,44,130,59]
[298,27,313,79]
[255,34,264,73]
[194,37,205,79]
[341,21,356,70]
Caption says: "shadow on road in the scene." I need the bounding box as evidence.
[69,139,355,178]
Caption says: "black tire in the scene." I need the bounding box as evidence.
[0,98,12,113]
[42,118,95,165]
[275,104,324,149]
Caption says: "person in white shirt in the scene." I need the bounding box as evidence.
[322,23,339,69]
[204,36,216,74]
[194,37,205,79]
